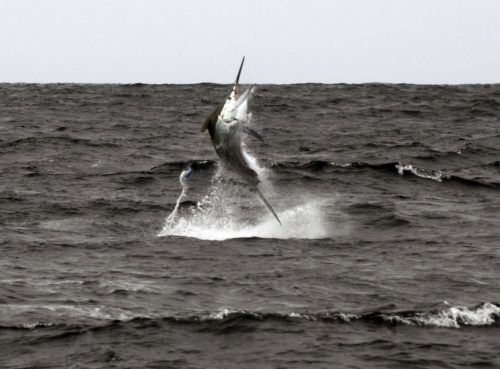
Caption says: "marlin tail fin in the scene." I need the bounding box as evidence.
[255,187,282,226]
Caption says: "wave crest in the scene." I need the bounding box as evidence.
[3,303,497,331]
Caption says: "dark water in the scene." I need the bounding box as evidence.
[1,83,499,368]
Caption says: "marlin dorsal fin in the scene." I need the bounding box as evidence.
[231,56,245,98]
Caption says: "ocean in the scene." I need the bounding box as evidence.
[0,82,499,368]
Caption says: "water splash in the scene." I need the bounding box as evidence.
[163,167,191,227]
[159,164,330,241]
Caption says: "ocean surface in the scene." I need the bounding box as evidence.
[0,82,499,368]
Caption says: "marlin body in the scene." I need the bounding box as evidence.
[201,58,281,225]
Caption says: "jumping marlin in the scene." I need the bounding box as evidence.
[201,57,282,225]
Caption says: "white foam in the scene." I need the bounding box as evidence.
[0,303,149,322]
[205,308,235,320]
[396,162,443,182]
[21,322,56,329]
[388,303,500,328]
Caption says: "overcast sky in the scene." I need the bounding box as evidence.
[1,0,499,84]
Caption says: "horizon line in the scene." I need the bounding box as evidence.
[1,80,499,86]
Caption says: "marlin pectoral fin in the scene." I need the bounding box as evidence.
[255,187,282,226]
[235,85,255,111]
[243,125,264,142]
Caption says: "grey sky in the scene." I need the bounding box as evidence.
[1,0,499,84]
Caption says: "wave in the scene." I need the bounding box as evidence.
[75,158,495,191]
[150,160,215,173]
[191,302,500,328]
[271,160,499,188]
[0,136,120,149]
[395,163,444,182]
[0,303,150,331]
[2,303,498,331]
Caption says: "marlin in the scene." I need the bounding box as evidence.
[201,57,282,225]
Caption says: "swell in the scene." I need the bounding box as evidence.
[66,158,499,190]
[271,160,500,189]
[3,303,498,333]
[116,158,500,190]
[150,160,215,173]
[0,136,120,149]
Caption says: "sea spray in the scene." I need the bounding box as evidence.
[159,165,244,239]
[159,167,331,240]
